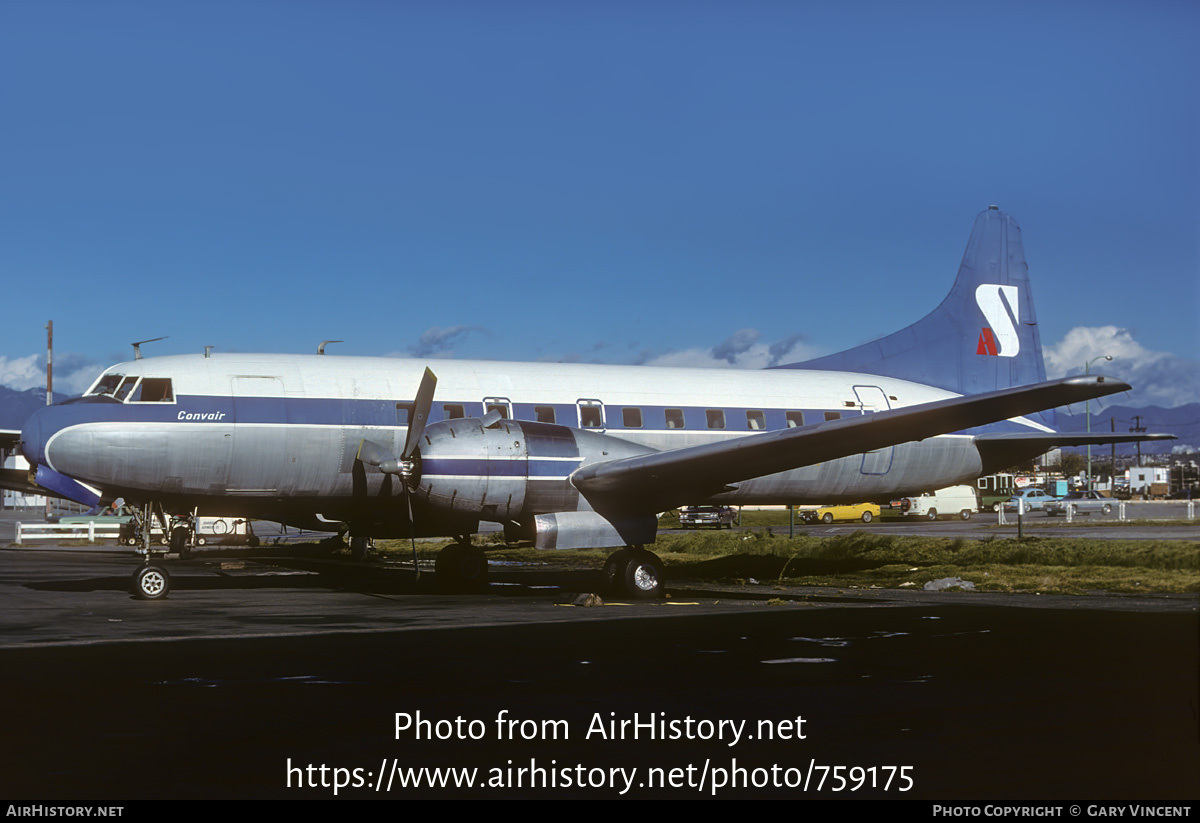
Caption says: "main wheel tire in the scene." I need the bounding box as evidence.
[349,536,368,561]
[602,548,634,594]
[861,511,873,523]
[992,502,1001,512]
[132,564,170,600]
[1101,504,1113,515]
[822,512,834,524]
[927,509,938,521]
[620,549,664,599]
[960,510,971,521]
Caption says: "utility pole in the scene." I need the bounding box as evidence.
[45,321,52,406]
[1111,417,1116,489]
[1130,416,1146,468]
[44,321,52,520]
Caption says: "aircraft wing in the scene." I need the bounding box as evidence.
[0,467,41,498]
[572,375,1137,513]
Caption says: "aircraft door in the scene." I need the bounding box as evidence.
[853,385,894,475]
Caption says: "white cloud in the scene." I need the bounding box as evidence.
[0,354,104,396]
[1044,326,1199,407]
[640,333,825,370]
[0,355,43,390]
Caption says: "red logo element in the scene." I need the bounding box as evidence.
[976,328,998,356]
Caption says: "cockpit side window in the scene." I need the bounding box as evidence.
[131,378,174,402]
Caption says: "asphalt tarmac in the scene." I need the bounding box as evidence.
[0,545,1197,800]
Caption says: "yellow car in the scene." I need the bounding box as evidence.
[798,503,881,524]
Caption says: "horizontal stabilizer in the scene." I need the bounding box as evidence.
[573,375,1132,514]
[973,431,1176,475]
[974,432,1177,448]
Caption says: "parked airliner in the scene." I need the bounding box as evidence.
[15,207,1172,598]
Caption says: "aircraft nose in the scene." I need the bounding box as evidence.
[20,408,44,467]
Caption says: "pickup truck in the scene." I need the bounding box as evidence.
[679,506,736,529]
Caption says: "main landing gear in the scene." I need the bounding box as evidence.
[602,546,664,600]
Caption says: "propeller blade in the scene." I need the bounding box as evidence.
[356,438,398,471]
[479,408,503,429]
[402,368,438,460]
[404,485,420,583]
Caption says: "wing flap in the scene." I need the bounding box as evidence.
[573,375,1134,512]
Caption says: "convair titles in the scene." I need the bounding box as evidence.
[176,411,227,421]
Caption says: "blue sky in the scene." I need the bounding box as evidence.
[2,1,1197,407]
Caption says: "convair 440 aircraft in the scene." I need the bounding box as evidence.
[16,207,1172,599]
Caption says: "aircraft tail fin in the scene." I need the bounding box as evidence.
[776,206,1050,423]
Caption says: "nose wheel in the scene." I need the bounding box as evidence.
[132,564,170,600]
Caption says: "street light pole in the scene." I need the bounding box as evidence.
[1085,354,1112,490]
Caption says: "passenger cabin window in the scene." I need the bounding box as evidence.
[578,402,604,429]
[535,406,556,424]
[622,408,642,428]
[665,408,685,429]
[746,410,765,431]
[442,403,465,420]
[824,411,841,422]
[396,403,413,426]
[486,404,510,419]
[131,378,173,402]
[785,411,804,428]
[706,409,726,430]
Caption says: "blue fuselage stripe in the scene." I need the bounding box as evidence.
[40,394,1043,437]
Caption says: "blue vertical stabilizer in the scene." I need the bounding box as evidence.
[776,207,1052,426]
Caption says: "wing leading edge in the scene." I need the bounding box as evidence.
[572,375,1151,513]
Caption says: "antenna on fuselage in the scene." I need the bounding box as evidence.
[131,337,168,360]
[318,340,343,355]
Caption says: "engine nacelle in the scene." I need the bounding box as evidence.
[413,417,654,524]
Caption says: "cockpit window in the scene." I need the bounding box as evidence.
[131,378,173,402]
[85,374,175,402]
[88,374,124,397]
[114,377,138,402]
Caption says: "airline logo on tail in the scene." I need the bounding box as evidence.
[975,284,1020,357]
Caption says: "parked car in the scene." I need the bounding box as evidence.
[1003,488,1061,513]
[679,506,736,529]
[892,486,978,520]
[798,503,881,524]
[1044,490,1114,516]
[55,504,135,525]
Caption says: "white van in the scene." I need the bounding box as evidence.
[893,486,979,521]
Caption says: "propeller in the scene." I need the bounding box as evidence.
[356,368,437,580]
